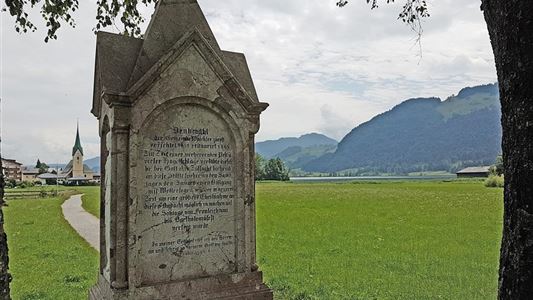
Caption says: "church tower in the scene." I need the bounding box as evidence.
[72,123,84,178]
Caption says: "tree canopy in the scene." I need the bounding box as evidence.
[255,154,290,181]
[337,0,429,43]
[3,0,157,41]
[3,0,430,42]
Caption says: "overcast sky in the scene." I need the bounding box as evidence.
[0,0,496,165]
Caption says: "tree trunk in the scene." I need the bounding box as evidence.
[0,157,11,299]
[482,1,533,299]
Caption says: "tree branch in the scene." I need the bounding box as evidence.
[2,0,158,42]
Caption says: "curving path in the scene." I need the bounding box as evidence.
[61,194,100,251]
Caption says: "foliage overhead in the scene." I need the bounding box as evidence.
[337,0,429,23]
[337,0,429,44]
[3,0,431,42]
[2,0,157,42]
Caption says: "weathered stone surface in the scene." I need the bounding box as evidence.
[90,0,271,298]
[136,103,238,284]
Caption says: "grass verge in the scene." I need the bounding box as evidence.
[78,187,100,218]
[4,191,98,299]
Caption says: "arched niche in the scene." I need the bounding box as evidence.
[130,96,247,286]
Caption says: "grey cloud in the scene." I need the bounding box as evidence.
[1,0,496,165]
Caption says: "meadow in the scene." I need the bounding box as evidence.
[3,190,98,300]
[4,180,503,299]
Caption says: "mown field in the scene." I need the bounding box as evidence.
[4,180,503,299]
[3,190,98,300]
[256,181,502,299]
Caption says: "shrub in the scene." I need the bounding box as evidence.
[255,154,290,181]
[5,179,17,188]
[18,180,35,189]
[484,175,504,188]
[264,158,290,181]
[255,154,266,181]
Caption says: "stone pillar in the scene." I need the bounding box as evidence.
[90,1,272,298]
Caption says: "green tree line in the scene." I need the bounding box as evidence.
[255,154,289,181]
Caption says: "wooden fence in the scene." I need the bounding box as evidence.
[3,190,62,200]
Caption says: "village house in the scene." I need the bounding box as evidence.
[1,158,23,182]
[21,168,40,182]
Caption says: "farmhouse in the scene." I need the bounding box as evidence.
[1,158,23,181]
[21,168,40,182]
[456,166,491,178]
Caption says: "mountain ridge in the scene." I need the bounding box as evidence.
[303,83,501,174]
[256,133,337,159]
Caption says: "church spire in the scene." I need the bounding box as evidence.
[72,121,84,156]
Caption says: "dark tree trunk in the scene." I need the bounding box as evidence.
[0,158,11,299]
[482,1,533,299]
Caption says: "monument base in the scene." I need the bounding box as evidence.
[89,271,273,300]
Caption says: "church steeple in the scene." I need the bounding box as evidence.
[72,122,84,156]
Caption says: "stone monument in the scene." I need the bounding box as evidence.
[89,0,272,298]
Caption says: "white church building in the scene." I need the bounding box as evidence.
[60,125,94,184]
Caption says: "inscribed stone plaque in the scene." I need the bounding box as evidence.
[138,103,237,284]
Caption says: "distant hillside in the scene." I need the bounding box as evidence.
[304,84,502,174]
[84,157,100,173]
[45,163,67,170]
[256,133,337,159]
[276,144,337,169]
[74,133,338,174]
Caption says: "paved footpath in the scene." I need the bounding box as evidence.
[62,194,100,251]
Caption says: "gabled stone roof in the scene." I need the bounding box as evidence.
[92,0,263,118]
[92,33,143,116]
[127,0,221,87]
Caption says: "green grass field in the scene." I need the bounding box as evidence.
[79,187,100,218]
[5,180,502,299]
[256,181,502,299]
[4,191,98,300]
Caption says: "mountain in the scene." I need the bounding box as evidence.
[81,133,336,174]
[45,163,67,170]
[84,157,101,173]
[256,133,337,159]
[275,144,337,169]
[304,84,502,174]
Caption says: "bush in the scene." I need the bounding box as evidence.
[264,158,290,181]
[255,154,266,181]
[5,179,17,188]
[255,154,290,181]
[484,175,504,188]
[18,180,35,189]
